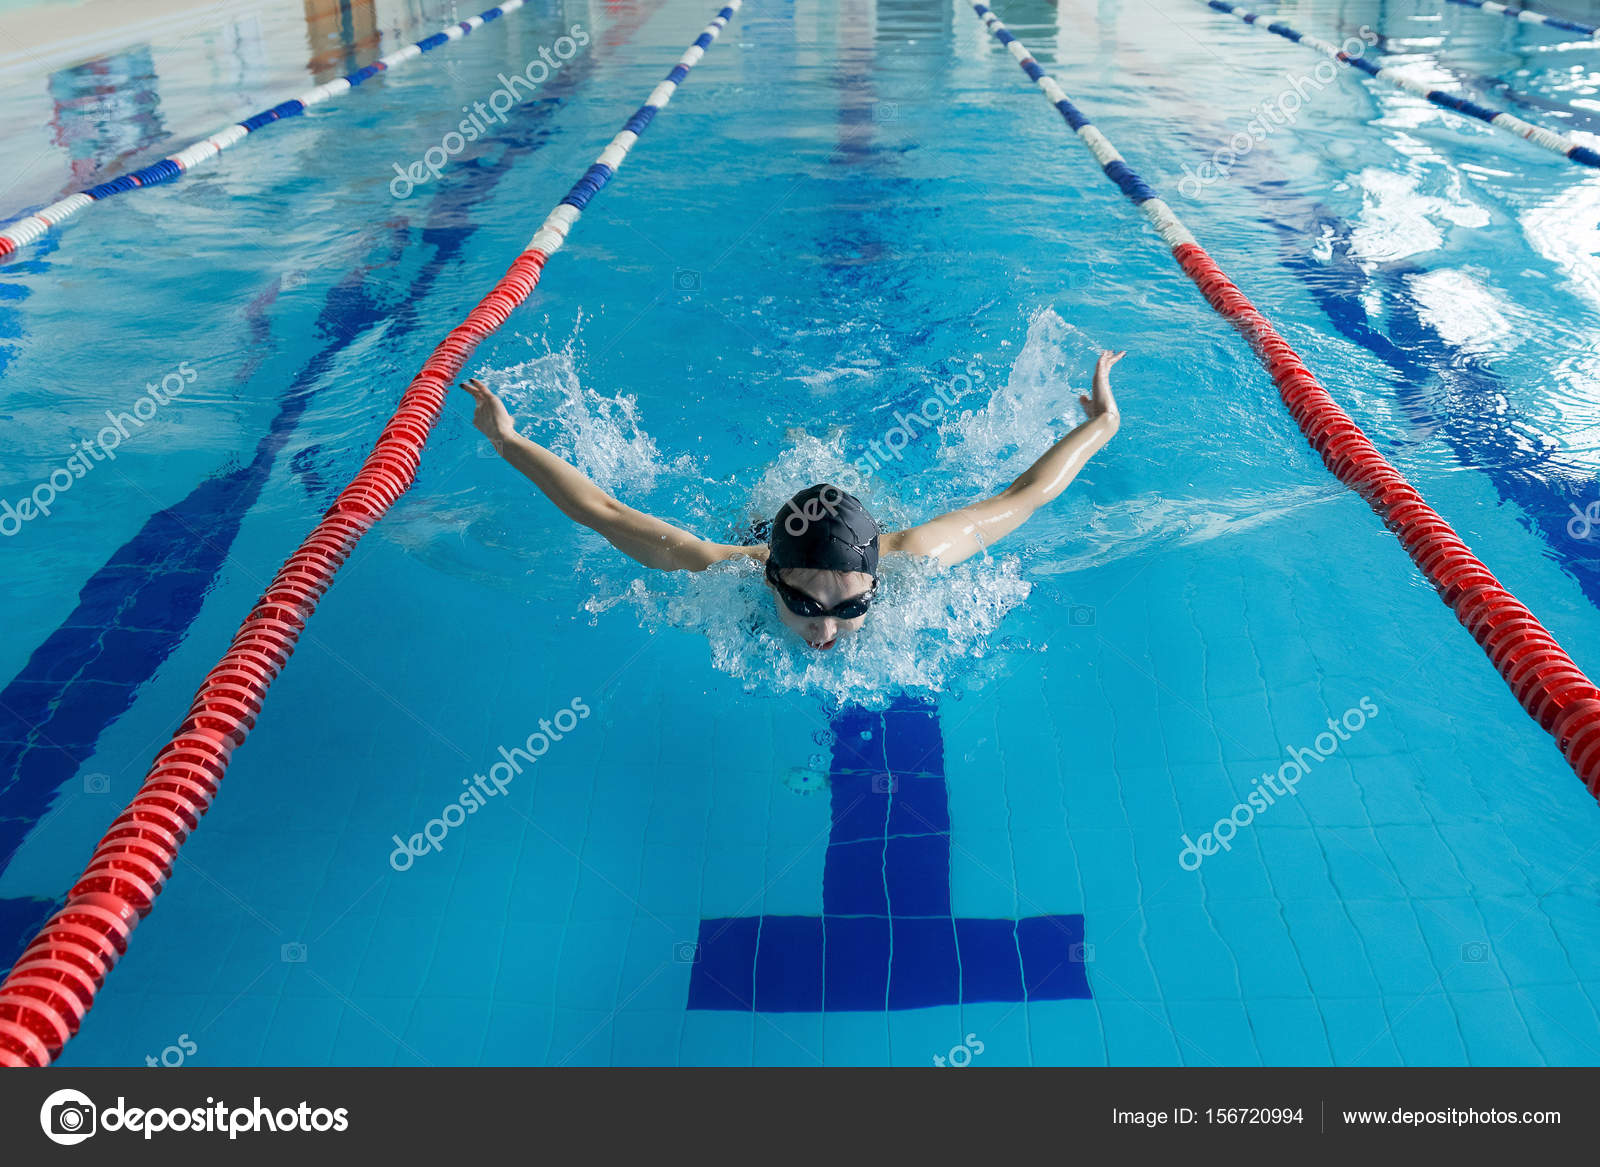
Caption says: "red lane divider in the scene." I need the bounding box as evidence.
[1172,243,1600,792]
[970,0,1600,802]
[0,250,547,1068]
[0,0,744,1068]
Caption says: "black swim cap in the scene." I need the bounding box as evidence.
[768,484,881,577]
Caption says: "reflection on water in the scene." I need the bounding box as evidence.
[47,45,167,191]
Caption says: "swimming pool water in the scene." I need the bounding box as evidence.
[3,0,1600,1066]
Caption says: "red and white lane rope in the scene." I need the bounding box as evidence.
[1204,1,1600,169]
[0,0,742,1070]
[970,1,1600,796]
[0,1,534,262]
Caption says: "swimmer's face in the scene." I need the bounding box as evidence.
[768,567,875,652]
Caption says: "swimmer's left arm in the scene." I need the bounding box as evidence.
[884,350,1123,566]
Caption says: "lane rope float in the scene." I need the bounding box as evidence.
[0,0,533,263]
[0,0,743,1070]
[968,1,1600,797]
[1201,1,1600,169]
[1446,0,1599,38]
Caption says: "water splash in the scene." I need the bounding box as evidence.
[481,337,696,495]
[745,426,920,531]
[613,552,1033,708]
[936,307,1103,494]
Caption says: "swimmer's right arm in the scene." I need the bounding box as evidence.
[460,379,753,572]
[884,350,1124,565]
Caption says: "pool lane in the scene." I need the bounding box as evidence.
[1118,3,1600,612]
[1175,7,1600,610]
[0,1,660,971]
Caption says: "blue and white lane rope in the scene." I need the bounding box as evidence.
[0,1,533,262]
[1203,1,1600,169]
[968,5,1197,253]
[1446,0,1598,38]
[525,3,741,260]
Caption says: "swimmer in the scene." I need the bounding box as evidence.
[459,349,1123,651]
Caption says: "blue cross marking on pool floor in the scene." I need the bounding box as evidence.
[688,695,1090,1011]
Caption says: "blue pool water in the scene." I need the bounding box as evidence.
[4,0,1600,1066]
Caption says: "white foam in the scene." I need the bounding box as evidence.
[613,553,1033,708]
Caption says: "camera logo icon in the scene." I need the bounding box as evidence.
[1068,604,1096,627]
[1069,941,1096,964]
[673,268,701,292]
[40,1088,97,1146]
[674,941,701,963]
[281,941,308,963]
[83,772,110,795]
[1461,941,1489,963]
[870,774,898,795]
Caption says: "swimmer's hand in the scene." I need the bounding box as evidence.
[1080,350,1123,426]
[460,377,515,445]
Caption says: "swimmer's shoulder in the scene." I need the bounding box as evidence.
[696,517,771,569]
[696,542,768,569]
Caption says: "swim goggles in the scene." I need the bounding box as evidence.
[765,562,878,620]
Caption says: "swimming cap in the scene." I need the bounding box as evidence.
[768,484,881,577]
